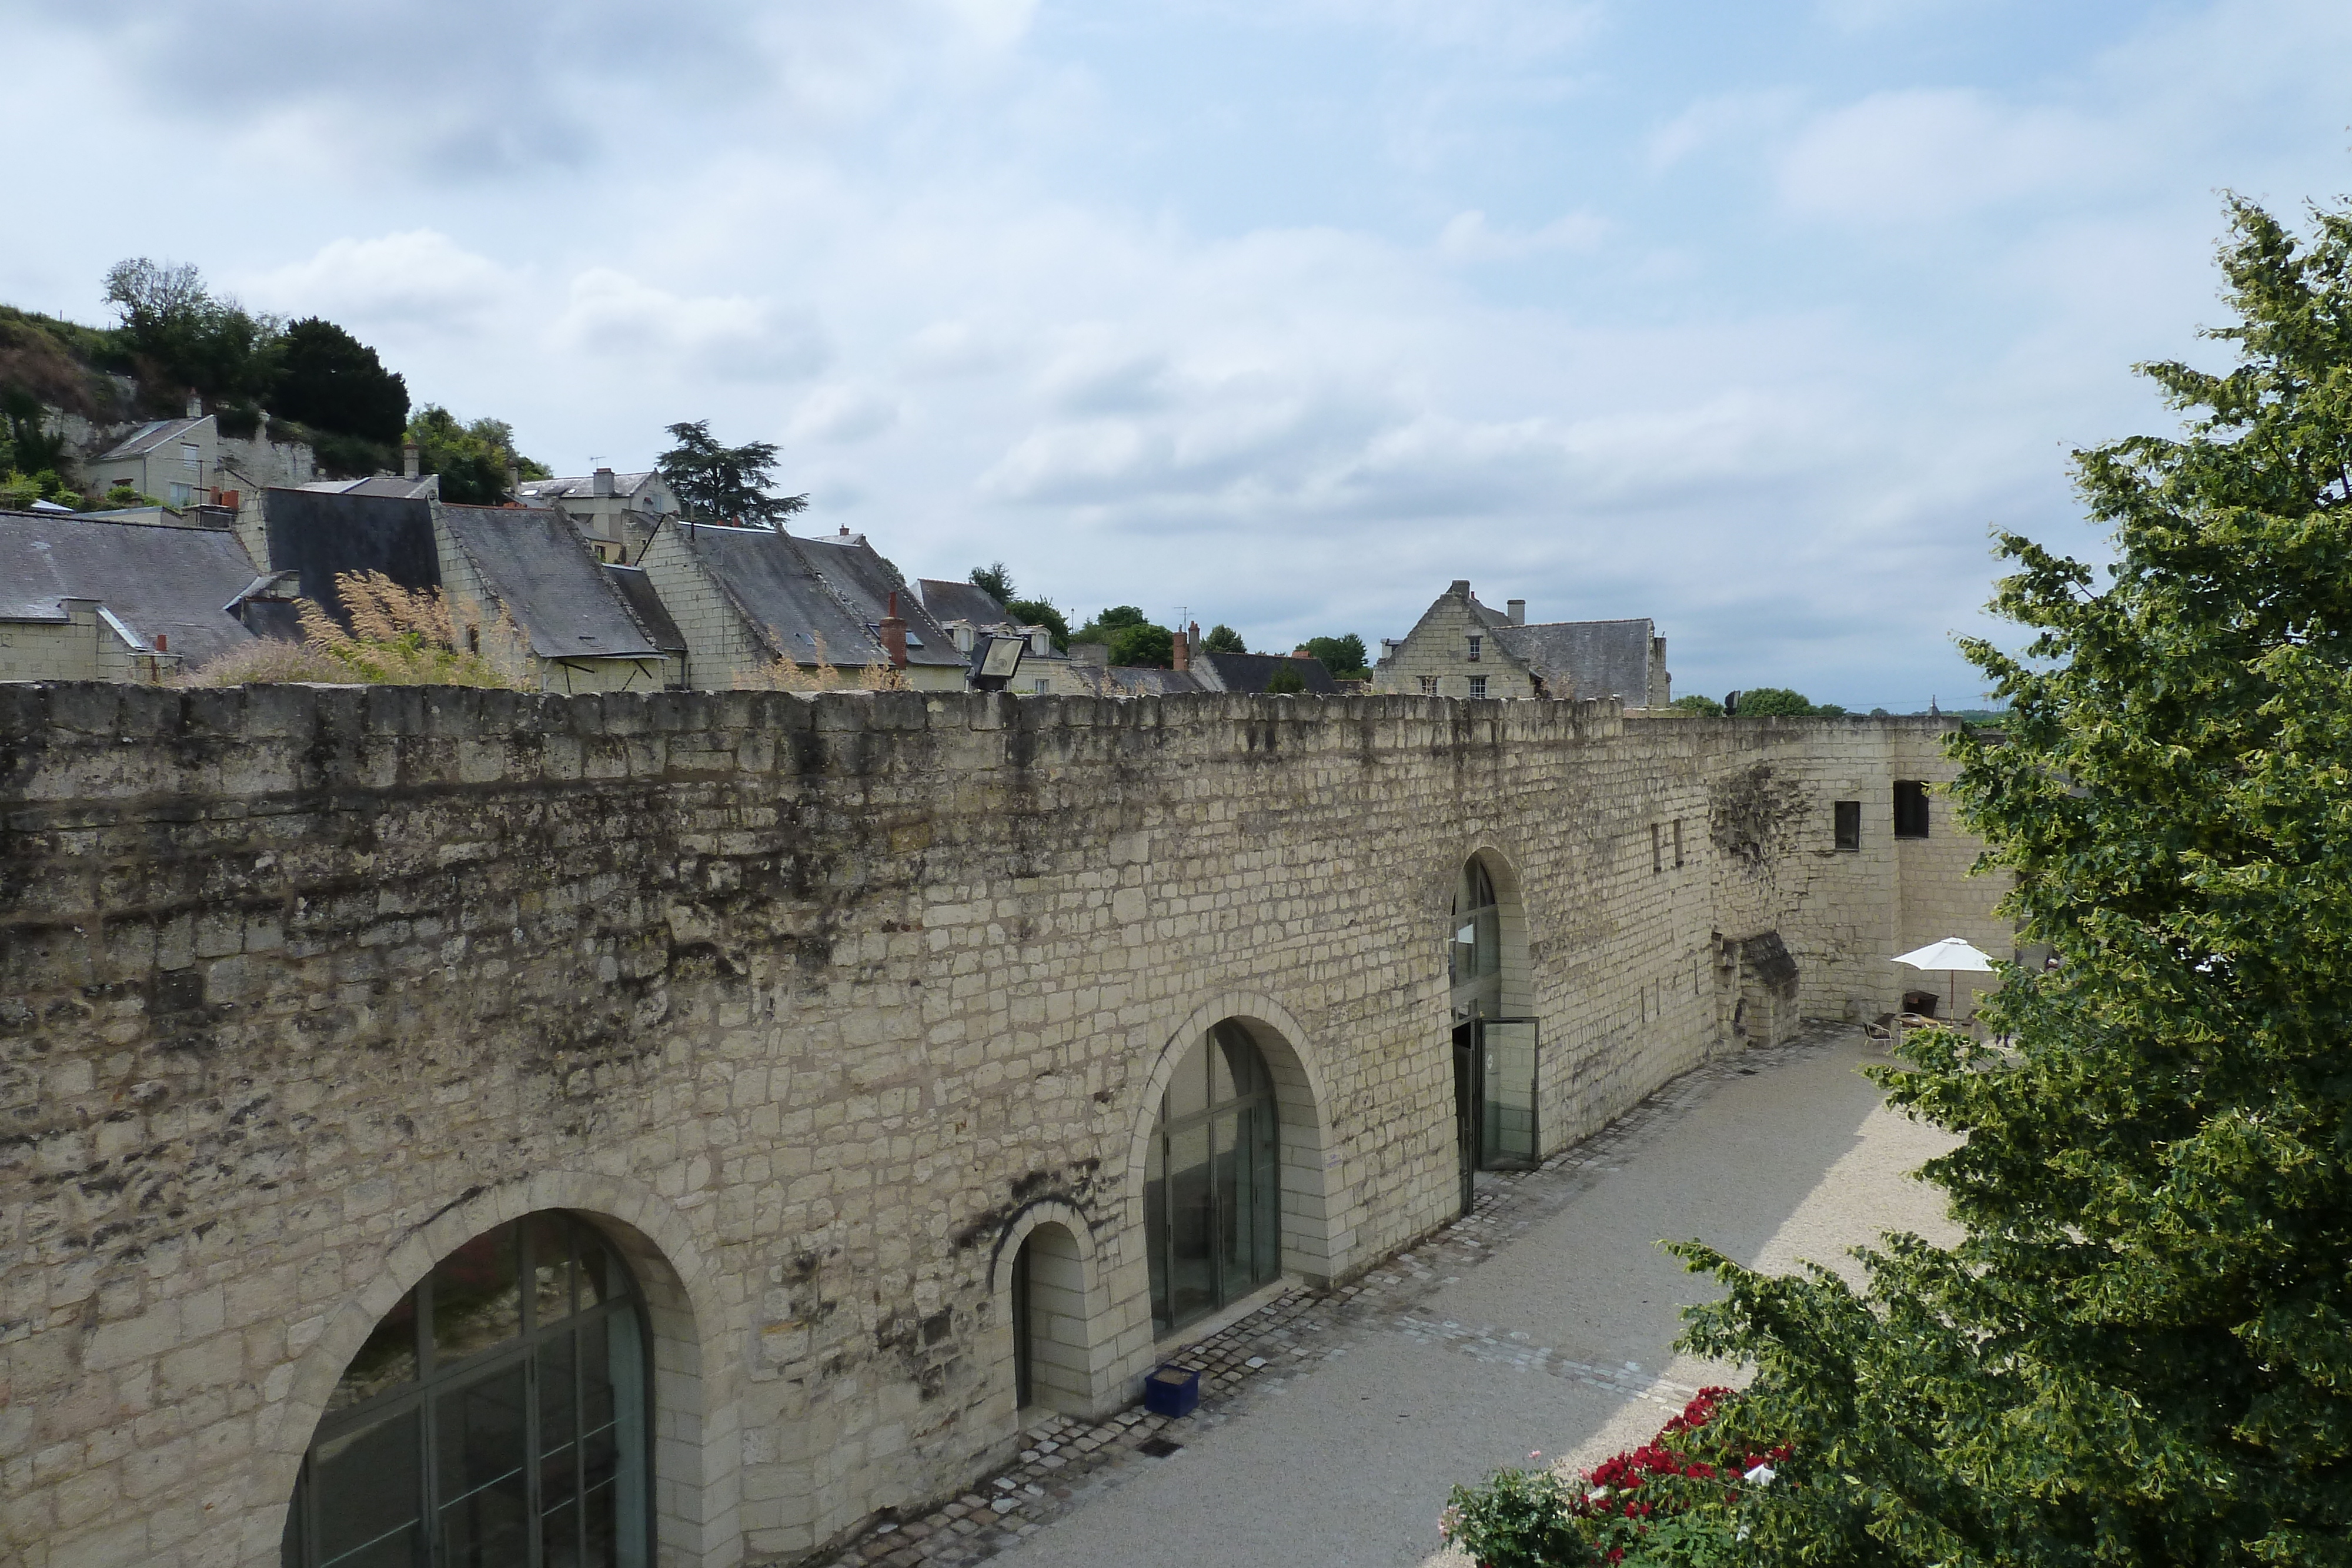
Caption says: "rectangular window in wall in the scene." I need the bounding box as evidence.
[1893,781,1930,839]
[1469,676,1487,699]
[1466,636,1482,663]
[1673,818,1685,867]
[1834,800,1861,850]
[1651,823,1662,872]
[1419,676,1437,696]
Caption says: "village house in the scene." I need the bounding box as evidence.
[1374,579,1671,707]
[0,507,281,681]
[638,520,970,690]
[916,577,1102,695]
[519,466,684,563]
[79,407,216,511]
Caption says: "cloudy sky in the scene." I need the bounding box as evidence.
[8,0,2348,707]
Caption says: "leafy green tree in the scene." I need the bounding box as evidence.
[408,406,550,505]
[1110,622,1174,667]
[270,318,408,443]
[1203,623,1246,654]
[1304,633,1369,677]
[1005,599,1069,651]
[969,562,1015,603]
[1264,664,1306,694]
[102,257,282,403]
[657,420,807,527]
[1671,194,2352,1567]
[1668,694,1724,717]
[1730,686,1820,716]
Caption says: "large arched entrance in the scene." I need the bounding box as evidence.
[280,1212,653,1568]
[1142,1020,1284,1335]
[1451,851,1540,1210]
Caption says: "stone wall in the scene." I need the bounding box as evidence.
[0,686,1997,1567]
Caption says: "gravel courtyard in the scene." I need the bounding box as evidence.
[826,1025,1960,1568]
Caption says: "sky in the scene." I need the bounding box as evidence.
[6,0,2350,708]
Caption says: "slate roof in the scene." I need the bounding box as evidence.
[438,505,666,661]
[602,564,686,653]
[92,417,207,463]
[262,488,442,623]
[917,579,1013,628]
[1064,664,1210,697]
[297,476,439,499]
[1493,617,1656,703]
[0,510,259,664]
[794,532,965,669]
[673,523,891,666]
[1196,651,1341,695]
[519,472,660,503]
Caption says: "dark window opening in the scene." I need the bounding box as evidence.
[1834,800,1861,850]
[1651,823,1662,873]
[1144,1022,1281,1335]
[1672,818,1685,868]
[1893,781,1930,839]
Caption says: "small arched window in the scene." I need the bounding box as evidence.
[281,1212,651,1568]
[1452,858,1501,1002]
[1143,1022,1281,1334]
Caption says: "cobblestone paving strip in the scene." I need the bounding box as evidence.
[811,1027,1849,1568]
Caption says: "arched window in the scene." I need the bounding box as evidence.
[281,1212,651,1568]
[1451,858,1502,1015]
[1143,1022,1281,1334]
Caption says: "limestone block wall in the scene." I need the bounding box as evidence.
[0,686,1999,1568]
[1370,590,1537,700]
[0,604,161,685]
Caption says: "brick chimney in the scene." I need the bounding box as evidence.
[880,591,908,669]
[1171,624,1190,671]
[402,440,421,480]
[1291,647,1311,658]
[185,392,202,419]
[1506,599,1525,626]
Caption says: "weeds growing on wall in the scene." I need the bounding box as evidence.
[172,640,354,687]
[293,571,533,688]
[737,630,910,692]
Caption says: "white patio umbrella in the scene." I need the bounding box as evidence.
[1892,936,1996,1017]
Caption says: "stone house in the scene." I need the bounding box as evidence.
[259,487,681,691]
[1374,580,1671,707]
[79,410,216,511]
[0,508,276,681]
[916,578,1102,696]
[639,521,969,691]
[518,467,683,563]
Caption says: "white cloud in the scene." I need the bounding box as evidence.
[786,385,900,445]
[1436,209,1609,262]
[1646,90,1804,171]
[239,232,525,332]
[547,270,827,382]
[1776,89,2128,225]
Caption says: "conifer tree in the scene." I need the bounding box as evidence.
[1673,194,2352,1566]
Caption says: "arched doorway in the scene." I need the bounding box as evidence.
[1010,1221,1089,1414]
[1451,852,1540,1211]
[1142,1020,1282,1335]
[280,1211,653,1568]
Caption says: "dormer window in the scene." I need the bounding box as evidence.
[1466,635,1481,663]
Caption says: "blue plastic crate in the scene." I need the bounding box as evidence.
[1142,1362,1200,1418]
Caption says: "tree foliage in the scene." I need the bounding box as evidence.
[272,318,408,444]
[1667,194,2352,1567]
[1730,686,1845,717]
[103,257,282,404]
[1304,633,1369,676]
[968,561,1015,603]
[1004,598,1069,650]
[407,406,549,505]
[1668,694,1725,717]
[657,419,807,527]
[1071,606,1172,667]
[1204,623,1246,654]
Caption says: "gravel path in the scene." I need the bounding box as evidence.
[820,1024,1959,1568]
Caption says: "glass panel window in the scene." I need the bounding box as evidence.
[1469,676,1487,698]
[1479,1018,1541,1165]
[1147,1026,1282,1334]
[433,1228,522,1364]
[286,1215,649,1568]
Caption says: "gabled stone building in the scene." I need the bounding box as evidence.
[1374,580,1670,707]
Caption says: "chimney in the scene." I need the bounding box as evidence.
[185,392,202,419]
[593,466,615,497]
[155,633,167,653]
[1449,579,1471,597]
[402,440,421,480]
[880,590,908,669]
[1291,647,1311,659]
[1506,599,1525,626]
[506,461,521,499]
[1171,624,1190,671]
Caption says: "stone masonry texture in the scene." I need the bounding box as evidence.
[0,684,2001,1567]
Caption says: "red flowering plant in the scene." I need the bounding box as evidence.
[1440,1388,1792,1568]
